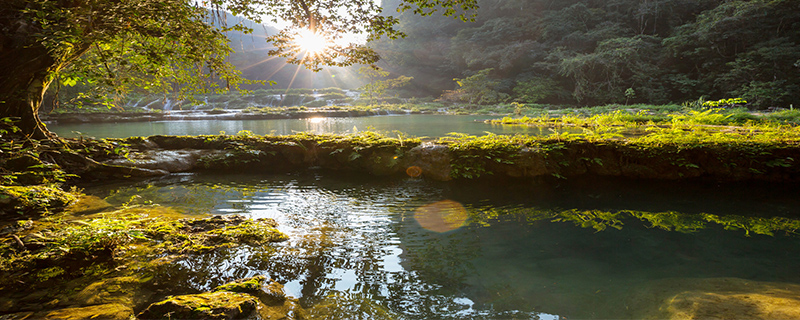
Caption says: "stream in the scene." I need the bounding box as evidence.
[49,115,569,139]
[84,171,800,319]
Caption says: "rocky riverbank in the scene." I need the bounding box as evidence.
[89,133,800,183]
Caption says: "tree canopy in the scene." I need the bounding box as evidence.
[372,0,800,107]
[0,0,478,138]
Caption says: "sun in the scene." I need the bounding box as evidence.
[294,29,330,55]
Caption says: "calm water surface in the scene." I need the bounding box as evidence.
[86,172,800,319]
[49,115,564,139]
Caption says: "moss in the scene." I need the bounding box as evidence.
[41,303,134,320]
[0,185,77,216]
[207,219,289,245]
[64,195,114,215]
[138,291,258,319]
[214,275,266,294]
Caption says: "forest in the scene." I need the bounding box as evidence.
[4,1,800,319]
[371,0,800,108]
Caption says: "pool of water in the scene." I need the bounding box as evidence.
[49,115,568,139]
[85,172,800,319]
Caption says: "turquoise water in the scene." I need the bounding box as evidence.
[48,115,566,139]
[88,172,800,319]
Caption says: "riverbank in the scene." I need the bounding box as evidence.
[3,118,800,318]
[80,130,798,183]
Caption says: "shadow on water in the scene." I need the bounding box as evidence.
[85,172,800,319]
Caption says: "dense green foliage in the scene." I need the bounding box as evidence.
[374,0,800,108]
[0,0,478,137]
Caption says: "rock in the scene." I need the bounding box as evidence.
[67,276,151,309]
[65,195,114,215]
[1,303,134,320]
[137,291,258,319]
[214,276,287,305]
[104,149,226,173]
[405,143,452,181]
[626,277,800,319]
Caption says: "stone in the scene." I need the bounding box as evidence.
[104,149,226,173]
[214,276,287,306]
[65,195,114,215]
[405,143,452,181]
[1,303,135,320]
[137,291,258,320]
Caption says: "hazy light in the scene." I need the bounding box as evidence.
[414,200,468,233]
[307,117,325,123]
[294,29,330,55]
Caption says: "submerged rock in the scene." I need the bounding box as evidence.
[65,195,114,215]
[213,275,287,305]
[137,291,259,319]
[1,303,134,320]
[627,277,800,319]
[139,276,305,320]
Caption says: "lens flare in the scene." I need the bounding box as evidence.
[414,200,468,233]
[406,166,423,178]
[294,29,330,55]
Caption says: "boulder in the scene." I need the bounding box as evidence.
[137,291,258,320]
[214,275,287,305]
[405,143,452,181]
[1,303,134,320]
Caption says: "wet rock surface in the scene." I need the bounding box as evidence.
[138,276,304,320]
[137,291,259,319]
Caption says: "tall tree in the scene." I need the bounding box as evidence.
[0,0,477,138]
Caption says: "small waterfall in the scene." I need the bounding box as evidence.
[143,99,161,110]
[163,99,173,112]
[127,97,144,109]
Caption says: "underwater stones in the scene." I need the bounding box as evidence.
[65,195,114,215]
[137,291,259,319]
[213,275,288,305]
[627,277,800,320]
[405,143,452,181]
[67,276,151,309]
[1,303,134,320]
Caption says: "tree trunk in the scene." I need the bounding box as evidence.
[0,43,58,139]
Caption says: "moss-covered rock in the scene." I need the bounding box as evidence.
[2,303,134,320]
[67,276,152,309]
[65,195,114,215]
[0,185,76,216]
[214,275,287,306]
[137,291,259,319]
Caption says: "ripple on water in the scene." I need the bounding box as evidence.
[86,172,800,319]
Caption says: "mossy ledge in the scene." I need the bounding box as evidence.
[91,132,800,182]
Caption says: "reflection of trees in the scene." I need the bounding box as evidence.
[466,205,800,237]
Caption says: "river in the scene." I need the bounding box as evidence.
[48,115,565,139]
[86,171,800,319]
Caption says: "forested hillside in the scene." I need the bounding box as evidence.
[373,0,800,108]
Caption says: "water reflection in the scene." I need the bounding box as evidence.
[50,115,573,139]
[85,173,800,319]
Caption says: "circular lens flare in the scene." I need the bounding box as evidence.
[294,29,330,55]
[414,200,468,233]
